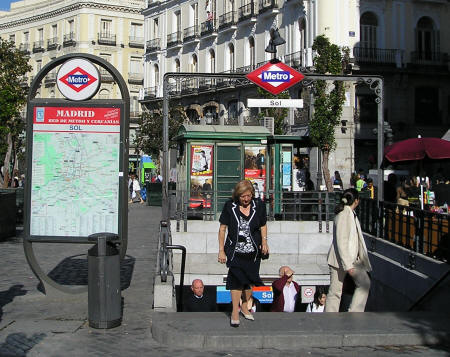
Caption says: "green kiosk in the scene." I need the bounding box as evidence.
[175,125,311,218]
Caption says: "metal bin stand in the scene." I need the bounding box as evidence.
[87,232,122,329]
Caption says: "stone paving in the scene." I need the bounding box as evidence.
[0,203,449,356]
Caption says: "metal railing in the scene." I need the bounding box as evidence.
[357,198,449,264]
[410,51,448,65]
[259,0,278,13]
[19,43,30,53]
[284,50,303,68]
[238,2,256,21]
[98,33,116,46]
[353,47,399,64]
[128,72,144,83]
[63,33,76,46]
[146,38,160,52]
[167,31,182,47]
[129,36,144,48]
[219,11,237,30]
[143,86,158,98]
[170,189,338,233]
[100,69,114,82]
[47,37,59,50]
[200,19,217,36]
[183,25,200,42]
[33,40,45,53]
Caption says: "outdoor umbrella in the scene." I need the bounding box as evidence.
[384,137,450,163]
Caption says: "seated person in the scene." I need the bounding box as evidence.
[184,279,216,312]
[306,291,326,313]
[271,266,300,312]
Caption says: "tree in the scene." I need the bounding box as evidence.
[256,87,289,135]
[0,39,32,187]
[309,35,349,191]
[135,104,186,158]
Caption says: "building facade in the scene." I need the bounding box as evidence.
[0,0,146,163]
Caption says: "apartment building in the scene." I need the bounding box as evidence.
[140,0,450,177]
[0,0,146,162]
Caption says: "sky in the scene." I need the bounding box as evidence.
[0,0,17,11]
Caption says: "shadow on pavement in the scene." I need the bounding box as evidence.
[0,285,27,322]
[36,255,136,292]
[0,332,46,357]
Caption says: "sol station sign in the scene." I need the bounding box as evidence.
[246,61,305,95]
[57,58,100,101]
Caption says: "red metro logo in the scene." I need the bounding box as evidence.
[246,61,305,95]
[59,67,97,93]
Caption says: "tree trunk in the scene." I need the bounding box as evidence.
[322,149,333,192]
[2,132,13,188]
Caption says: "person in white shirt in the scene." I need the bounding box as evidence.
[306,291,326,313]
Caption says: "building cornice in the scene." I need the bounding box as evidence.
[0,2,144,30]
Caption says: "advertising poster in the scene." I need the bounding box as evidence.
[244,146,266,199]
[191,145,213,176]
[30,106,120,237]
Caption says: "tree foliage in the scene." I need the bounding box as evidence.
[309,35,348,191]
[135,104,187,158]
[0,39,32,187]
[256,87,289,135]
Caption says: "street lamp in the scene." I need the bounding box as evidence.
[265,27,285,60]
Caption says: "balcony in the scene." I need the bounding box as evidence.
[19,43,30,54]
[181,79,199,95]
[258,0,278,16]
[47,37,59,51]
[143,86,158,98]
[200,19,217,38]
[129,36,144,48]
[235,64,258,73]
[284,51,303,69]
[168,81,182,96]
[410,51,448,66]
[198,78,217,92]
[63,33,76,47]
[167,31,182,48]
[146,38,160,53]
[353,47,401,66]
[100,69,114,82]
[33,40,45,53]
[243,116,261,126]
[128,72,144,84]
[44,71,57,84]
[218,11,237,31]
[239,2,257,22]
[97,33,116,46]
[183,25,200,43]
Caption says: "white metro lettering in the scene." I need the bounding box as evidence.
[262,71,290,82]
[56,110,95,117]
[69,125,82,130]
[67,75,89,84]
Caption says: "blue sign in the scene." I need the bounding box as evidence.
[216,286,274,304]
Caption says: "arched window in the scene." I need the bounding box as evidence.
[298,17,306,52]
[249,37,255,68]
[175,58,180,72]
[209,49,215,73]
[99,89,109,99]
[153,64,159,87]
[228,43,235,71]
[191,54,198,72]
[416,17,438,61]
[360,12,378,50]
[50,90,55,98]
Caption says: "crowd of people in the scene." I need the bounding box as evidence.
[181,180,371,327]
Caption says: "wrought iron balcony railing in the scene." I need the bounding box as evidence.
[97,33,116,46]
[238,2,256,22]
[19,43,30,53]
[128,72,144,83]
[146,38,161,53]
[200,19,217,36]
[183,25,200,42]
[353,47,399,64]
[33,40,45,53]
[284,50,303,68]
[44,71,57,84]
[129,36,144,48]
[100,69,114,82]
[47,37,59,51]
[143,86,158,98]
[219,11,237,30]
[167,31,182,47]
[63,33,76,47]
[259,0,278,13]
[410,51,448,66]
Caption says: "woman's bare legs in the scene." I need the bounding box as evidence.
[241,288,252,314]
[231,289,242,321]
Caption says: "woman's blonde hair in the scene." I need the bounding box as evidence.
[232,180,255,201]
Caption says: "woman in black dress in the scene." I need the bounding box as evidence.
[218,180,269,327]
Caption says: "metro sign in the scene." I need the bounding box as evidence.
[57,58,101,101]
[59,67,97,93]
[246,61,305,95]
